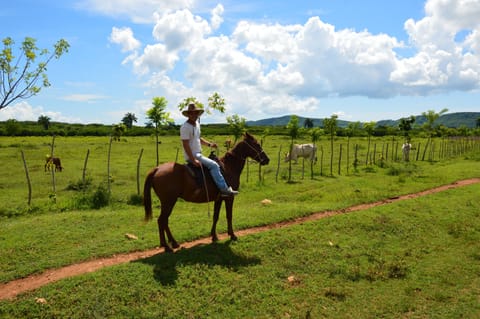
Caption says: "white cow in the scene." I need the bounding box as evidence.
[402,143,412,161]
[285,143,317,163]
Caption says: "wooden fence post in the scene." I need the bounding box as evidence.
[108,136,113,194]
[82,149,90,191]
[137,148,144,196]
[49,135,56,202]
[338,144,342,175]
[21,150,32,207]
[275,146,281,183]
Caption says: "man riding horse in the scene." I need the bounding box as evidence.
[180,102,238,196]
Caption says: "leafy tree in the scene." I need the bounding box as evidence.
[112,123,127,141]
[421,108,448,160]
[177,97,203,112]
[323,115,338,176]
[0,37,70,109]
[146,97,173,165]
[286,115,301,182]
[121,112,137,129]
[207,92,226,114]
[5,119,20,136]
[226,114,246,143]
[37,115,51,130]
[177,92,226,119]
[346,121,361,137]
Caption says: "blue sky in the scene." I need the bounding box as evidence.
[1,0,479,125]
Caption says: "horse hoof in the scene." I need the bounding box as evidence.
[230,234,238,241]
[171,241,180,249]
[163,245,174,253]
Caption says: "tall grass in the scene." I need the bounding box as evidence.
[1,135,478,216]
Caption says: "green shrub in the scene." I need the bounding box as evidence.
[91,185,110,209]
[69,184,110,210]
[66,177,93,191]
[127,194,143,206]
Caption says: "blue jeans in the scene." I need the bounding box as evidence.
[194,153,229,191]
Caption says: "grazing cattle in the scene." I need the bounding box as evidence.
[402,143,412,161]
[45,156,63,172]
[224,139,232,149]
[285,143,317,163]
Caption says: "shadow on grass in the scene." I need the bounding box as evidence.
[135,241,261,285]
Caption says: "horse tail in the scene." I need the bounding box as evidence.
[143,168,157,222]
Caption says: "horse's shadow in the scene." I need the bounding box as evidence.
[135,241,261,285]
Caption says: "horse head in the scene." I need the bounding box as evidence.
[240,132,270,165]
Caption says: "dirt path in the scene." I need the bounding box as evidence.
[1,178,479,300]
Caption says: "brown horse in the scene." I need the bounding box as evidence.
[143,132,270,252]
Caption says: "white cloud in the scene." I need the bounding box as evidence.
[210,4,224,30]
[232,21,302,63]
[112,0,480,121]
[0,102,80,123]
[152,9,211,51]
[109,27,141,52]
[131,44,179,75]
[397,0,480,91]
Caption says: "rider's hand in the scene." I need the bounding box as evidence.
[192,158,201,167]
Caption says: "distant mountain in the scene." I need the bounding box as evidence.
[246,115,351,128]
[246,112,480,129]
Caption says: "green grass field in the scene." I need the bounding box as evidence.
[0,134,479,318]
[1,182,479,318]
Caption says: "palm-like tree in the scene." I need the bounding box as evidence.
[121,112,137,129]
[37,115,51,130]
[399,115,416,138]
[304,118,314,128]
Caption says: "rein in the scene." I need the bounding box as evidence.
[199,164,210,217]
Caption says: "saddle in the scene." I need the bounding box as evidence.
[185,151,224,187]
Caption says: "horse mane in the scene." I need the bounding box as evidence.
[220,134,252,170]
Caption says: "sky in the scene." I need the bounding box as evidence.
[1,0,479,125]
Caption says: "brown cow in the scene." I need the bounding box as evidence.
[45,156,63,172]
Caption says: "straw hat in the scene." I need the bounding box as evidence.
[182,103,204,117]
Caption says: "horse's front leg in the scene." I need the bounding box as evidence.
[165,224,179,249]
[158,202,177,253]
[210,200,223,242]
[225,198,237,241]
[157,215,173,253]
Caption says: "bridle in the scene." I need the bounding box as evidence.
[240,139,267,163]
